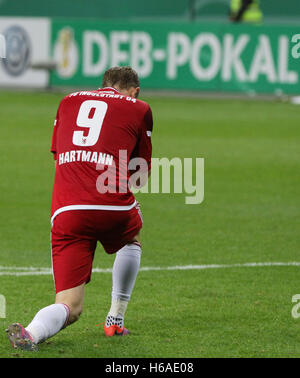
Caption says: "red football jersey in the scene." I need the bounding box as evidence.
[50,87,153,223]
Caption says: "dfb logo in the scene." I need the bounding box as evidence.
[0,33,6,58]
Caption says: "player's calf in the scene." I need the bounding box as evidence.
[55,283,85,325]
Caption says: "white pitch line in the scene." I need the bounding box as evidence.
[0,266,50,271]
[0,271,52,276]
[0,262,300,276]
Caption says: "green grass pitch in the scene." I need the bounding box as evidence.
[0,90,299,358]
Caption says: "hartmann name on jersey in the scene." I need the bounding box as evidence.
[58,150,114,166]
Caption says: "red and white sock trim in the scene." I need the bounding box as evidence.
[62,303,70,328]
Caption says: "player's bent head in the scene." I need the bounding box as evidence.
[102,66,140,98]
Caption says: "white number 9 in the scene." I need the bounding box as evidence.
[73,100,108,147]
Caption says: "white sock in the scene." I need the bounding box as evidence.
[107,243,141,322]
[108,298,129,318]
[25,303,69,344]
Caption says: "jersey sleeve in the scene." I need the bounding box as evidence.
[50,102,62,160]
[131,105,153,172]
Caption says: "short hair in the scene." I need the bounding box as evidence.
[102,66,140,90]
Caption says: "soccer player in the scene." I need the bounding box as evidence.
[6,66,153,351]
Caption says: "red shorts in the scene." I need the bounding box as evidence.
[51,205,142,293]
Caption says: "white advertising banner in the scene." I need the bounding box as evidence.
[0,17,50,88]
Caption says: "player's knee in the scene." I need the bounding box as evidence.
[127,233,141,247]
[132,232,140,244]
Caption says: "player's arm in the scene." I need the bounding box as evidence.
[51,115,59,161]
[129,105,153,188]
[51,100,63,166]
